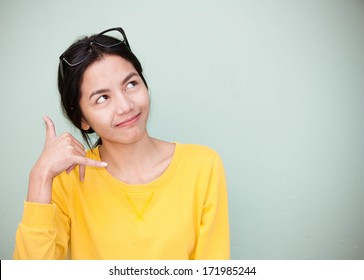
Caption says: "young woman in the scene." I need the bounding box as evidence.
[14,27,230,260]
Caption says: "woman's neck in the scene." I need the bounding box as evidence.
[98,135,175,184]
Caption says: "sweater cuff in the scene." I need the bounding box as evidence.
[21,201,57,229]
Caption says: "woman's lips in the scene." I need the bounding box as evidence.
[115,113,141,127]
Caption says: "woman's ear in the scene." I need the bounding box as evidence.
[81,118,91,131]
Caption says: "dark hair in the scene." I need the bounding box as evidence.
[57,31,148,148]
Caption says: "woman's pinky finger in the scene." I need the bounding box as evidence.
[79,164,85,182]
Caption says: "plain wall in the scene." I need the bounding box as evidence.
[1,0,364,259]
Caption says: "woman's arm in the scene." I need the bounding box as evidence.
[13,201,70,260]
[13,116,106,259]
[192,153,230,260]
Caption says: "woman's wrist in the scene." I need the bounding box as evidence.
[26,165,54,204]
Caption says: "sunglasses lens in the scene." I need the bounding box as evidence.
[94,29,125,47]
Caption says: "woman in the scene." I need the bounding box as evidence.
[14,27,230,259]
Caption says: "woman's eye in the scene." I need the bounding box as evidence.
[96,95,108,104]
[126,81,137,90]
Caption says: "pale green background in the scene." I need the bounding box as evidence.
[1,0,363,260]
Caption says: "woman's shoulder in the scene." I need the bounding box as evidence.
[174,143,225,179]
[177,142,221,162]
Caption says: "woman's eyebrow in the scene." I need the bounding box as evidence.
[89,88,110,100]
[122,72,139,84]
[89,72,139,100]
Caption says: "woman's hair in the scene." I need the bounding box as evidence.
[57,29,148,148]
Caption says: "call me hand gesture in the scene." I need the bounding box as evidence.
[27,116,107,204]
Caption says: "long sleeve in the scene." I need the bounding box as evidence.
[192,153,230,259]
[13,174,71,260]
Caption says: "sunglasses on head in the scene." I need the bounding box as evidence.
[59,27,130,78]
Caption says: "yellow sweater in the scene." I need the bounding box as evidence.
[14,143,230,259]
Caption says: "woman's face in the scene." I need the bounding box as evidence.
[79,54,150,146]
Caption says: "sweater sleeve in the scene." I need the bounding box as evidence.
[192,152,230,260]
[13,174,71,260]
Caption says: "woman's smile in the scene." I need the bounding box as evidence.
[115,112,141,127]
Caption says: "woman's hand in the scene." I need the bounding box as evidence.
[26,116,107,203]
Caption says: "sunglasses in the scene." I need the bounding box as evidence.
[59,27,130,78]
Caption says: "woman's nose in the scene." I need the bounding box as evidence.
[115,93,134,115]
